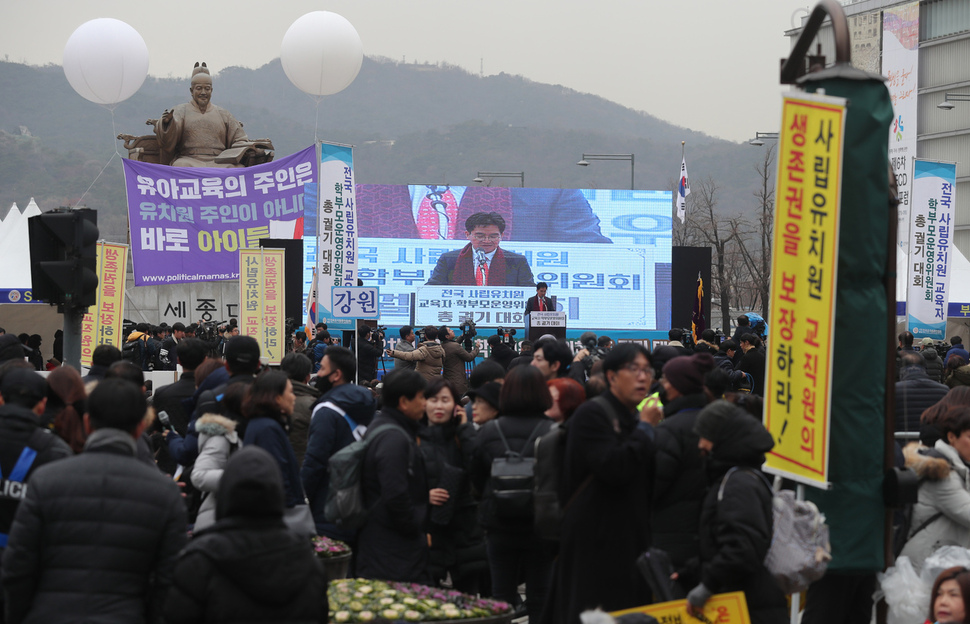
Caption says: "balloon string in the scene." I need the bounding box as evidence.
[72,109,123,209]
[314,97,321,143]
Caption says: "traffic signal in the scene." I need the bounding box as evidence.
[28,208,99,308]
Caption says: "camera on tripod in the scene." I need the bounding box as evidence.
[496,326,517,347]
[458,320,477,350]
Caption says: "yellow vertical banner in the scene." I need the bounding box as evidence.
[610,591,751,623]
[80,242,129,367]
[239,248,286,365]
[763,93,846,488]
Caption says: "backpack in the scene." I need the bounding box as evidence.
[488,420,546,520]
[718,468,831,594]
[324,424,410,531]
[122,337,145,367]
[533,394,619,540]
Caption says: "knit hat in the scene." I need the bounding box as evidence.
[693,399,745,443]
[921,337,935,347]
[662,352,715,395]
[0,334,25,363]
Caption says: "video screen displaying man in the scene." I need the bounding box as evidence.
[425,212,535,287]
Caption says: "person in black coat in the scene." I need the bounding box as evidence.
[471,365,555,622]
[419,378,488,594]
[546,344,656,624]
[652,353,714,596]
[241,371,306,511]
[736,334,766,396]
[687,400,787,624]
[164,446,329,624]
[485,335,516,371]
[896,350,949,432]
[1,379,187,624]
[357,369,431,583]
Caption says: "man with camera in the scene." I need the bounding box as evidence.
[439,323,480,396]
[355,323,385,384]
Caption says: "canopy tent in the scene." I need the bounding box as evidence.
[0,199,40,291]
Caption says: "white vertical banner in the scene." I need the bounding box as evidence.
[883,2,919,253]
[907,159,957,340]
[316,142,358,330]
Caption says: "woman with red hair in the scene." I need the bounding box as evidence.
[545,377,585,424]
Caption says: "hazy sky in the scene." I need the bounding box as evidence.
[1,0,815,143]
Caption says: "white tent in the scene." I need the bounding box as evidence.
[0,199,37,290]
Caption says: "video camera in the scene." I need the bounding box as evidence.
[458,320,477,351]
[496,327,517,347]
[579,331,609,366]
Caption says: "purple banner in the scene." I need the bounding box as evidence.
[124,146,316,286]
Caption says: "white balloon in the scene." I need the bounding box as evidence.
[63,18,149,108]
[281,11,363,97]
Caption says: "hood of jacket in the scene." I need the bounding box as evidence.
[319,383,377,427]
[197,413,240,443]
[420,342,446,359]
[923,349,941,363]
[126,331,148,343]
[903,441,952,481]
[696,401,774,479]
[215,446,285,521]
[292,381,320,401]
[192,517,319,605]
[900,366,932,382]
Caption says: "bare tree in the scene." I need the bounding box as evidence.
[682,176,739,332]
[732,145,775,318]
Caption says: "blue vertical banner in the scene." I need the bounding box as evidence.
[907,159,957,339]
[314,142,358,330]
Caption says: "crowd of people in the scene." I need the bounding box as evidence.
[2,315,970,624]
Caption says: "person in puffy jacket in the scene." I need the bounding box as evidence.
[922,338,946,383]
[386,326,445,382]
[191,413,240,532]
[687,400,786,624]
[164,446,329,624]
[900,405,970,573]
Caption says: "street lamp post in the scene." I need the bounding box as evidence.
[938,93,970,111]
[576,153,635,190]
[748,132,780,146]
[473,171,525,187]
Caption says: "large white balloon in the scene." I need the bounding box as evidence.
[281,12,363,97]
[63,18,149,108]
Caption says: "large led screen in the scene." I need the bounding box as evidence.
[304,184,672,331]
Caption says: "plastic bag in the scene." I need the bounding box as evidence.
[877,556,929,624]
[921,545,970,587]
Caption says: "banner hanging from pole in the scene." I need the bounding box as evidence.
[80,242,129,367]
[907,159,957,340]
[123,146,315,286]
[239,247,286,365]
[314,142,358,330]
[763,92,846,489]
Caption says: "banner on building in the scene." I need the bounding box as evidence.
[907,159,958,340]
[124,146,315,286]
[883,1,920,253]
[610,591,751,624]
[80,242,129,367]
[239,248,285,365]
[311,142,358,330]
[763,92,846,489]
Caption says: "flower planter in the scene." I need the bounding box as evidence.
[322,552,353,582]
